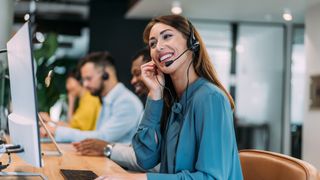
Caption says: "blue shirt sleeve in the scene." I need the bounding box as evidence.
[146,92,243,180]
[55,93,143,143]
[132,98,163,170]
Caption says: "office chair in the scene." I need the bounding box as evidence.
[239,149,320,180]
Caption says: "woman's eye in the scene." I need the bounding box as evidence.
[163,34,172,40]
[149,41,156,49]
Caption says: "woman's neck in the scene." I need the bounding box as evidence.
[170,60,199,98]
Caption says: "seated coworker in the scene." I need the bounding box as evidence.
[73,48,159,172]
[97,15,243,179]
[40,69,101,130]
[41,52,143,143]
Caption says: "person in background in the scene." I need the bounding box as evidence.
[41,51,143,144]
[40,69,101,131]
[97,15,243,180]
[73,47,159,172]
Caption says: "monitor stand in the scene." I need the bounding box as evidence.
[38,114,63,156]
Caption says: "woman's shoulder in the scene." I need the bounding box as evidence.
[191,79,230,107]
[195,79,226,98]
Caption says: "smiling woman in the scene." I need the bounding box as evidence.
[96,15,243,180]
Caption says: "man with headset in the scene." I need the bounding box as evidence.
[42,51,143,144]
[73,48,159,172]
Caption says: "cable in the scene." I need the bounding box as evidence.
[0,150,12,171]
[0,49,7,54]
[155,74,175,105]
[0,142,24,170]
[155,54,194,111]
[184,56,194,112]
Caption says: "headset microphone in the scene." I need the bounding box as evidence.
[165,48,190,67]
[165,21,200,67]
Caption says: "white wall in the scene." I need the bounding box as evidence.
[302,2,320,169]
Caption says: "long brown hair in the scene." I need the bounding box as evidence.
[143,15,235,133]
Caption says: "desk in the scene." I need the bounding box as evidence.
[1,143,126,179]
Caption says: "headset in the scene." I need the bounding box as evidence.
[187,20,200,52]
[165,20,200,67]
[102,71,109,80]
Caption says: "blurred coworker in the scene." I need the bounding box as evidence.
[42,52,143,143]
[73,48,159,172]
[40,69,101,130]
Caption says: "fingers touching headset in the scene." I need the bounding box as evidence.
[140,61,164,100]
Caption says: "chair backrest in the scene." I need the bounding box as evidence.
[239,149,320,180]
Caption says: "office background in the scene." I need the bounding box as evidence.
[0,0,319,169]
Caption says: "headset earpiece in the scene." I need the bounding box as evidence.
[187,21,200,52]
[102,72,109,80]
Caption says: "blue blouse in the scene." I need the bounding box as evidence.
[132,78,243,179]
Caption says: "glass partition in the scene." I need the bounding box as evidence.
[236,24,285,152]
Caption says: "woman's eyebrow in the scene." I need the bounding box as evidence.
[160,29,172,35]
[149,29,173,41]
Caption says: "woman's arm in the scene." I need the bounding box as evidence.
[132,98,163,170]
[132,61,165,169]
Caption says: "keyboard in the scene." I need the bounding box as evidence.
[60,169,98,180]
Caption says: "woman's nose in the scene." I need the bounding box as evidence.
[156,45,164,51]
[156,40,165,51]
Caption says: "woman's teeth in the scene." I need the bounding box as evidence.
[160,53,173,61]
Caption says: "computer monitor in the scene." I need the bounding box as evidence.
[6,21,42,167]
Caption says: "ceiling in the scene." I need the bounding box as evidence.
[126,0,320,23]
[14,0,90,35]
[15,0,89,21]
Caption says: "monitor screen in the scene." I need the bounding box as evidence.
[6,21,42,167]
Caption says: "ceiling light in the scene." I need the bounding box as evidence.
[24,13,30,21]
[283,8,293,21]
[171,1,182,15]
[36,32,45,43]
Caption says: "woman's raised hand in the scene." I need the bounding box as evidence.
[140,61,164,100]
